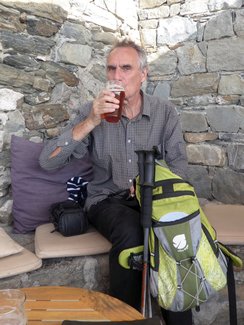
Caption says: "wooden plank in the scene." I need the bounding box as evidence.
[21,286,144,323]
[25,301,95,310]
[25,310,108,321]
[28,320,59,325]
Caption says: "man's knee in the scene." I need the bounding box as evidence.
[113,221,143,253]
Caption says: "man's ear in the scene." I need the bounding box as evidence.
[141,67,148,83]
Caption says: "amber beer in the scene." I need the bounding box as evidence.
[104,80,125,123]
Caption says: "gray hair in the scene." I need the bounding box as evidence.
[107,39,148,71]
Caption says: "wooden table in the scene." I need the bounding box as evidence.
[21,286,144,324]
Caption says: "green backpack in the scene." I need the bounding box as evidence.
[119,160,242,313]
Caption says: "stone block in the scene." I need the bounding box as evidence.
[3,54,40,71]
[0,199,12,223]
[0,29,55,56]
[60,21,92,44]
[204,11,234,41]
[26,16,60,37]
[148,48,177,76]
[180,0,209,15]
[180,111,208,132]
[187,165,212,199]
[171,73,219,97]
[219,133,244,143]
[58,43,92,67]
[176,42,206,75]
[234,9,244,36]
[184,132,218,144]
[219,74,244,95]
[206,105,244,133]
[139,0,167,9]
[0,64,34,90]
[186,143,226,167]
[170,3,180,16]
[208,0,243,11]
[213,168,244,204]
[83,3,119,31]
[207,38,244,72]
[153,82,170,100]
[22,103,69,130]
[227,144,244,172]
[157,16,197,46]
[0,88,24,112]
[141,29,157,48]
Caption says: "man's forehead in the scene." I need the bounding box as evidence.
[107,47,139,65]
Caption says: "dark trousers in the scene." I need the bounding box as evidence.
[87,197,193,325]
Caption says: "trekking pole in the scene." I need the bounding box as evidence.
[136,149,155,318]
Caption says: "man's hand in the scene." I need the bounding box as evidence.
[72,89,119,142]
[89,89,120,126]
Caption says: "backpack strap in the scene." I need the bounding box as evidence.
[202,224,238,325]
[153,179,195,200]
[227,257,237,325]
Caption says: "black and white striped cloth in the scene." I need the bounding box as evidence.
[66,177,88,206]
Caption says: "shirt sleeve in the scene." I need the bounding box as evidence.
[163,103,188,179]
[39,103,91,171]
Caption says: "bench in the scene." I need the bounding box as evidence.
[0,224,111,292]
[201,203,244,245]
[1,203,243,281]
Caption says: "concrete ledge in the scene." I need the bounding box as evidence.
[192,284,244,325]
[0,226,109,292]
[0,253,110,292]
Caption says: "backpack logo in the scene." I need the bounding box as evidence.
[173,234,188,251]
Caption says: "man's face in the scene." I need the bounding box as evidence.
[106,47,147,101]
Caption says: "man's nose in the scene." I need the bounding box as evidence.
[113,68,122,80]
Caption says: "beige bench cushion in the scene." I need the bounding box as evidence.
[0,227,42,279]
[202,203,244,244]
[0,227,24,258]
[0,248,42,279]
[35,223,112,259]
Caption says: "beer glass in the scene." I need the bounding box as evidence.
[103,80,125,123]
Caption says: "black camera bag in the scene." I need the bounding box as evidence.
[50,200,88,237]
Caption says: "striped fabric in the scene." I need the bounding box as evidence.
[66,177,88,206]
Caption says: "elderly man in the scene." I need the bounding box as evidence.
[39,39,192,325]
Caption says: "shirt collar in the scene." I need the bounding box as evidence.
[140,90,151,118]
[121,90,151,122]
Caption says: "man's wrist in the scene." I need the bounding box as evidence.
[72,117,96,141]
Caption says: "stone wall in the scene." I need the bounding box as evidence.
[0,0,244,224]
[140,0,244,205]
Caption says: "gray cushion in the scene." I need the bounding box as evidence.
[11,135,93,234]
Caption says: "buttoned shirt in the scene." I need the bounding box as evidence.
[39,91,188,210]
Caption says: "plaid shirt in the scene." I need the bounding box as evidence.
[40,91,188,210]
